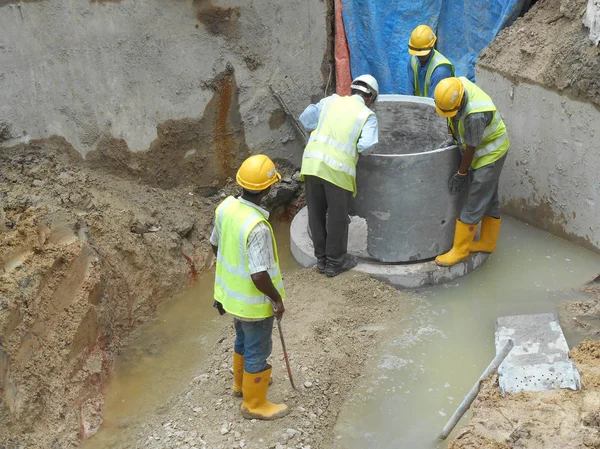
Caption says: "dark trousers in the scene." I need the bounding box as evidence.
[460,153,507,225]
[304,175,351,266]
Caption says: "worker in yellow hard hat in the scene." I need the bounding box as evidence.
[210,154,289,420]
[433,77,510,267]
[407,25,455,98]
[299,74,380,277]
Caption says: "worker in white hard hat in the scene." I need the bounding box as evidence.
[432,77,510,267]
[407,25,455,98]
[210,154,289,420]
[299,74,379,277]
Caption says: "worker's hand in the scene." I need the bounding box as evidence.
[438,137,456,149]
[213,300,226,316]
[271,298,285,321]
[448,171,468,194]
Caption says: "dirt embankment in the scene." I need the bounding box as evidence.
[0,140,299,448]
[83,270,412,449]
[450,281,600,449]
[479,0,600,107]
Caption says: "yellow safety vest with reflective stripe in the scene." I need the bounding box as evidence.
[300,94,374,197]
[449,77,510,170]
[411,49,455,97]
[214,196,285,319]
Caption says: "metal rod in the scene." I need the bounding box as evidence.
[275,317,296,390]
[269,299,296,390]
[438,339,515,440]
[268,84,308,143]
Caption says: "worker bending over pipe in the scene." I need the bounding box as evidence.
[211,155,289,420]
[433,77,510,267]
[299,74,380,277]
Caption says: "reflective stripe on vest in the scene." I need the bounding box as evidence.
[214,196,285,319]
[449,77,510,170]
[300,95,374,196]
[411,49,455,97]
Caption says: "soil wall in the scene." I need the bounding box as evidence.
[0,0,330,167]
[0,0,325,445]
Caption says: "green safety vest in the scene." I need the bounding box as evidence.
[213,196,285,319]
[449,77,510,170]
[300,95,374,197]
[411,49,455,97]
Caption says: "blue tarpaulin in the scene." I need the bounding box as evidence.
[341,0,526,94]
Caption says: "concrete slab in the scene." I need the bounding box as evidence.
[495,313,581,395]
[290,206,489,289]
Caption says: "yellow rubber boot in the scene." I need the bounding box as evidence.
[240,366,289,420]
[469,216,501,253]
[232,352,244,397]
[435,219,477,267]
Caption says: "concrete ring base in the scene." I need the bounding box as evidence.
[290,206,489,289]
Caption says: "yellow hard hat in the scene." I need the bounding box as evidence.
[434,77,465,118]
[236,154,281,191]
[408,25,437,56]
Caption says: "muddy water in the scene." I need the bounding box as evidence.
[82,221,297,448]
[83,216,600,449]
[333,216,600,449]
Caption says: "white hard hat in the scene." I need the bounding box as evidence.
[350,74,379,100]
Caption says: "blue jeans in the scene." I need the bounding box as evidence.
[233,317,274,374]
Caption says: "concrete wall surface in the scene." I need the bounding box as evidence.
[0,0,328,162]
[477,67,600,253]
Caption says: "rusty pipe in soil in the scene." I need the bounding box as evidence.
[438,339,514,441]
[267,84,308,144]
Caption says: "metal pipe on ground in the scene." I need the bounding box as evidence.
[438,339,515,441]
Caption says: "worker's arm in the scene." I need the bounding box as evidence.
[247,223,285,319]
[210,228,218,256]
[427,64,454,100]
[251,272,284,319]
[406,60,416,96]
[458,146,475,175]
[299,97,327,132]
[209,224,225,315]
[458,112,494,173]
[357,115,379,154]
[448,112,494,193]
[209,224,219,256]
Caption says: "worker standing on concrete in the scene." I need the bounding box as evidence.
[407,25,455,98]
[433,77,509,266]
[210,154,289,420]
[299,74,379,277]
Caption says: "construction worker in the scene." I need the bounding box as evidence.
[433,77,510,267]
[299,74,379,277]
[210,154,288,420]
[407,25,455,98]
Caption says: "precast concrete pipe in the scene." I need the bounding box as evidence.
[353,96,464,263]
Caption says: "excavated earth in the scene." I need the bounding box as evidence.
[0,140,300,448]
[479,0,600,107]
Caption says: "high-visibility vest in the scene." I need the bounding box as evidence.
[449,77,510,170]
[213,196,285,319]
[300,94,374,197]
[411,49,455,97]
